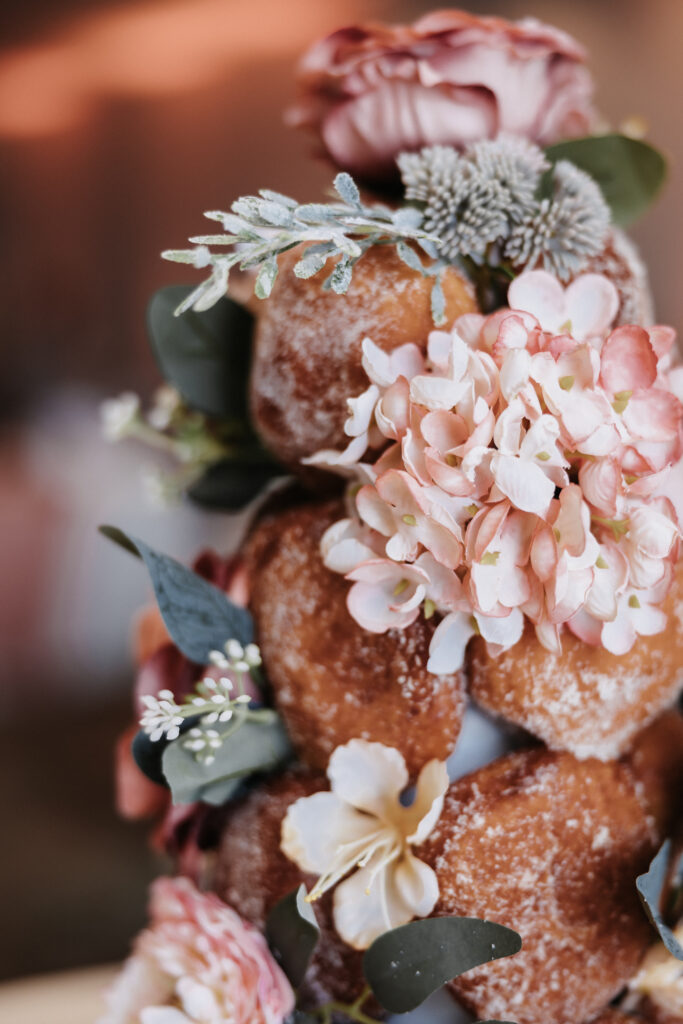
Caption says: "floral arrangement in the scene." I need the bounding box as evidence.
[98,9,683,1024]
[309,269,682,671]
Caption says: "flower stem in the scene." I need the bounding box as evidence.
[312,986,380,1024]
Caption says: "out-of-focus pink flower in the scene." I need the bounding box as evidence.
[288,12,596,181]
[99,877,294,1024]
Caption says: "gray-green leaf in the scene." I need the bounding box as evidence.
[396,240,425,275]
[636,840,683,960]
[99,526,253,661]
[334,171,362,208]
[330,257,353,294]
[362,917,522,1014]
[162,711,292,805]
[431,275,447,327]
[255,257,279,299]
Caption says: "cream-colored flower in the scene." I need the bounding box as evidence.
[281,739,448,950]
[630,922,683,1017]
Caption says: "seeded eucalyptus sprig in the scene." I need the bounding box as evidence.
[162,172,448,324]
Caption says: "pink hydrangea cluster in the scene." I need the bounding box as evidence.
[307,270,682,673]
[99,877,294,1024]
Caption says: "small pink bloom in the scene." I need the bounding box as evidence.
[600,325,658,395]
[99,877,294,1024]
[509,271,619,344]
[357,469,463,568]
[346,559,429,633]
[288,13,596,181]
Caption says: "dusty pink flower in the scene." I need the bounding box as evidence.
[99,877,294,1024]
[311,269,682,670]
[288,12,596,181]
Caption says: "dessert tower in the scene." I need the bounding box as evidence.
[100,11,683,1024]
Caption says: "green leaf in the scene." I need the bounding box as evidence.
[188,458,283,511]
[99,526,253,661]
[265,885,320,987]
[362,917,522,1014]
[146,285,254,420]
[544,133,667,227]
[131,718,201,787]
[334,171,361,208]
[636,840,683,960]
[161,711,292,805]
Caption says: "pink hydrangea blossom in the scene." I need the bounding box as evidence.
[99,877,294,1024]
[288,13,596,182]
[314,271,682,671]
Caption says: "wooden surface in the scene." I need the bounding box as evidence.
[0,965,117,1023]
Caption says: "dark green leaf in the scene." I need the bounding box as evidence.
[266,885,320,987]
[637,840,683,960]
[362,917,522,1014]
[544,133,667,227]
[161,711,292,805]
[188,458,283,510]
[131,716,201,786]
[99,526,253,661]
[146,285,254,419]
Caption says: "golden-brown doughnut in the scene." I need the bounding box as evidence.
[246,499,466,776]
[467,561,683,761]
[625,711,683,837]
[249,244,477,470]
[419,748,661,1024]
[211,771,371,1009]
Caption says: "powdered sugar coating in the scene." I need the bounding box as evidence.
[468,562,683,760]
[246,500,466,775]
[419,747,662,1024]
[249,244,476,468]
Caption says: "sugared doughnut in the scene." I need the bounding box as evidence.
[625,711,683,836]
[249,244,477,470]
[246,499,466,776]
[211,771,370,1008]
[582,228,654,326]
[419,747,663,1024]
[467,561,683,761]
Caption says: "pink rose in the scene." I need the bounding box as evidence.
[289,10,596,181]
[99,877,295,1024]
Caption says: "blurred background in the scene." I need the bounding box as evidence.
[1,0,682,983]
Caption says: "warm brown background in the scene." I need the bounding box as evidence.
[1,0,682,981]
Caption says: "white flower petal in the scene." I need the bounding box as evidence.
[475,608,524,650]
[140,1009,190,1024]
[491,452,555,517]
[281,792,376,874]
[427,611,475,674]
[392,852,440,918]
[410,375,467,411]
[345,385,380,437]
[328,740,409,819]
[405,760,449,844]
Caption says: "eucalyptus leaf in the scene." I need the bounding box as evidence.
[544,133,667,227]
[162,711,292,805]
[99,526,253,661]
[265,885,320,987]
[147,285,253,420]
[188,458,282,510]
[636,840,683,959]
[362,917,522,1014]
